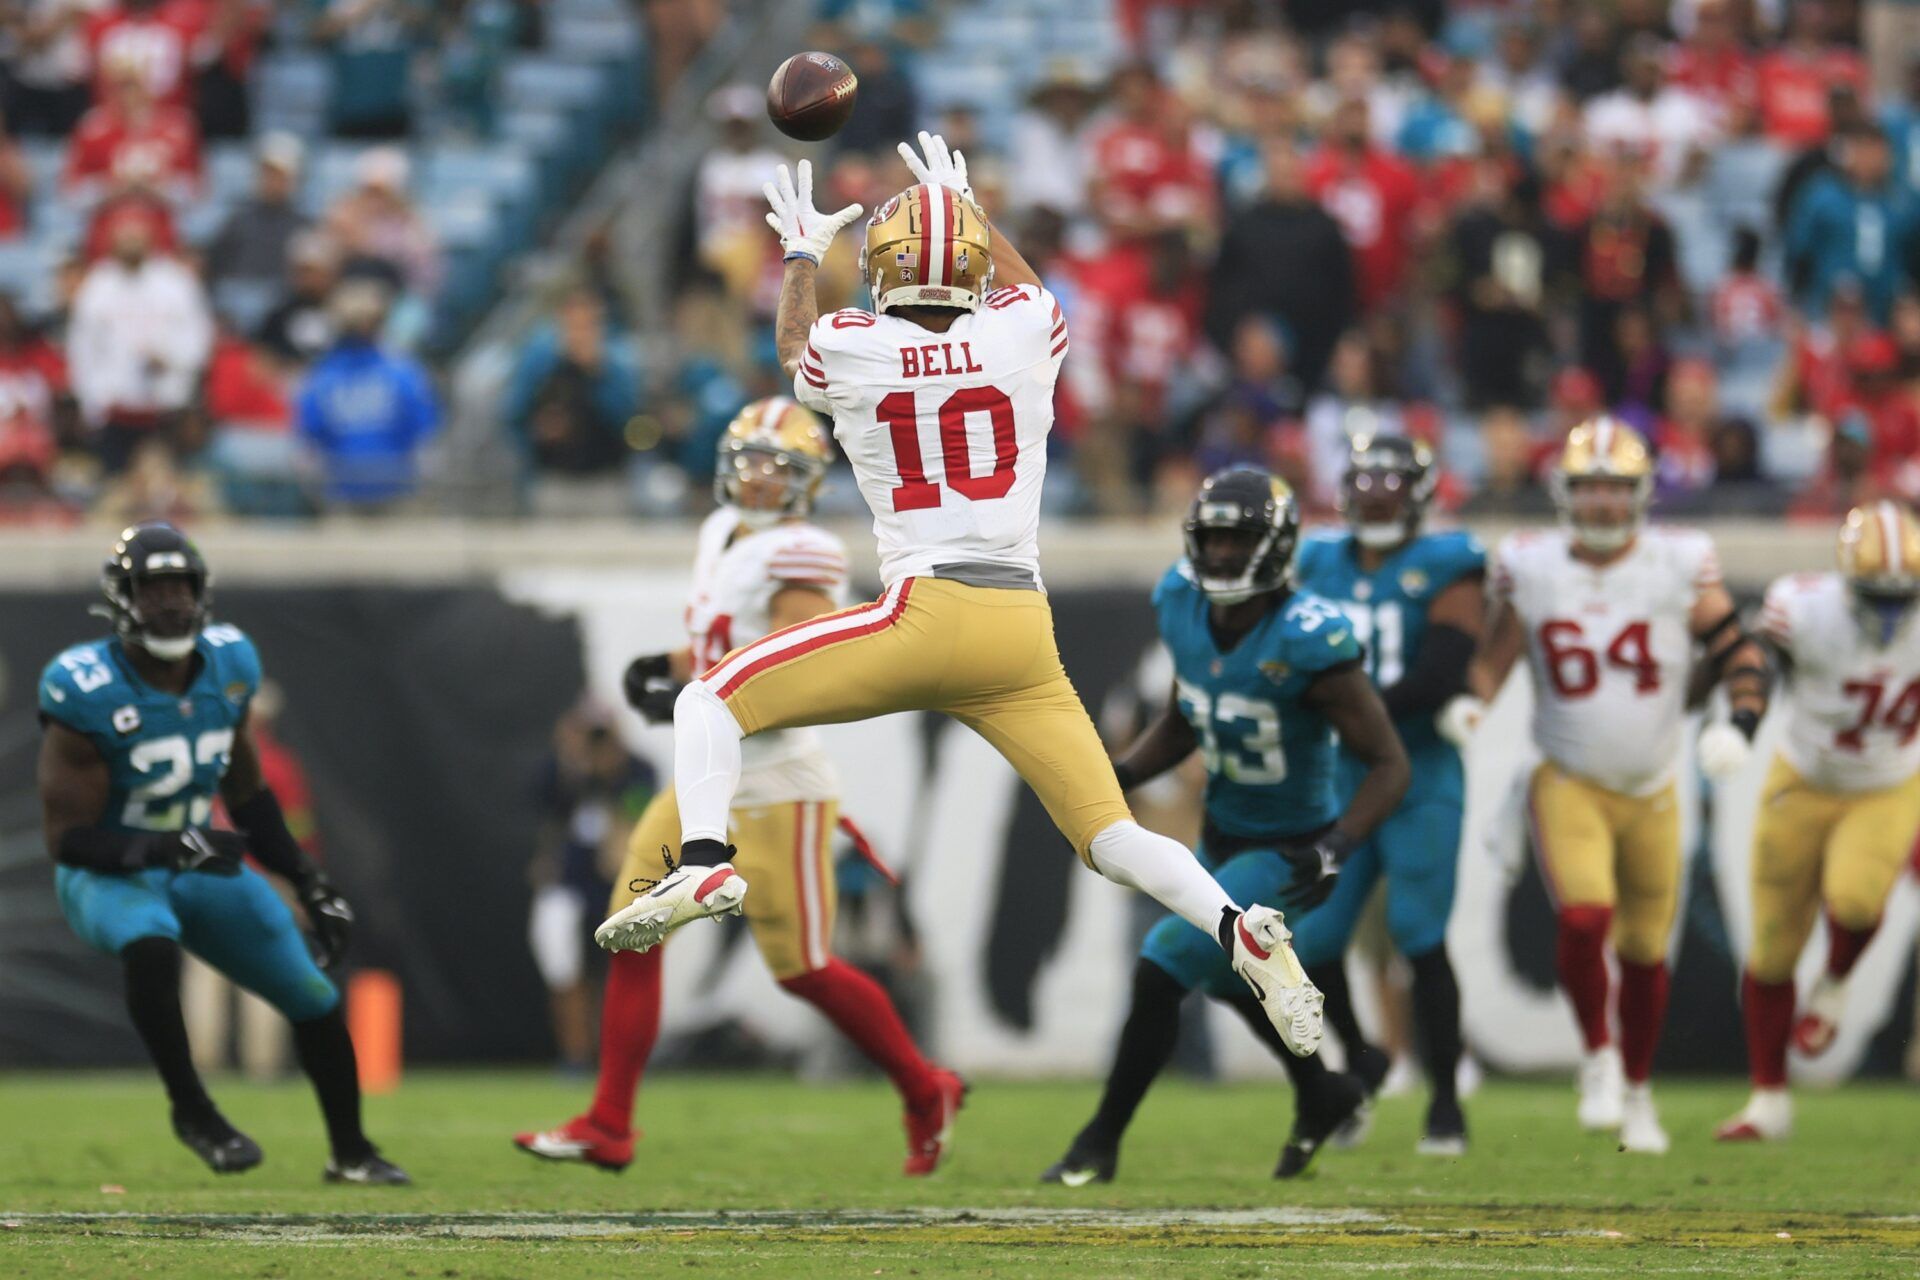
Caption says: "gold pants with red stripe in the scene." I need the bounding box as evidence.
[701,576,1131,862]
[1527,762,1681,965]
[1747,755,1920,982]
[612,788,837,980]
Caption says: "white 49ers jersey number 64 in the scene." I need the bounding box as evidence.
[685,507,850,803]
[1761,572,1920,792]
[1494,527,1721,796]
[794,284,1068,587]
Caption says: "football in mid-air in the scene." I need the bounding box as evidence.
[767,52,859,141]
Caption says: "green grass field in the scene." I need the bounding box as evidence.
[2,1071,1916,1277]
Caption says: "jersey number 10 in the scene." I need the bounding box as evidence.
[877,387,1017,512]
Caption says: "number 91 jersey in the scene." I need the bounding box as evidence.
[1153,563,1363,841]
[1760,571,1920,791]
[1493,528,1720,797]
[794,285,1067,589]
[38,625,260,834]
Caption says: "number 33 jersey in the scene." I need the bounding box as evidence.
[686,507,851,804]
[1492,527,1720,797]
[1154,563,1364,842]
[38,626,260,834]
[793,284,1067,588]
[1759,571,1920,792]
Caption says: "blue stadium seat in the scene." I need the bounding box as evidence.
[500,58,608,118]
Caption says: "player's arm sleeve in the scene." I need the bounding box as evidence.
[1488,535,1520,605]
[1378,536,1487,718]
[1299,609,1367,685]
[1756,578,1799,674]
[36,659,92,738]
[793,319,839,414]
[767,528,850,593]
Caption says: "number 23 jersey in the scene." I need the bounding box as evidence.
[793,284,1067,589]
[1154,563,1363,841]
[1759,571,1920,792]
[1493,527,1720,797]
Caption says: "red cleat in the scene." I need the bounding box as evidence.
[902,1069,967,1176]
[513,1115,635,1172]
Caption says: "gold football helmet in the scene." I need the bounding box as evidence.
[714,397,832,527]
[861,184,993,313]
[1839,500,1920,643]
[1550,416,1654,554]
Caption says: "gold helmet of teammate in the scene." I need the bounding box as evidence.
[714,397,832,528]
[1838,500,1920,644]
[861,184,993,314]
[1550,416,1654,554]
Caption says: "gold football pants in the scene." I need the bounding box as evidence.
[698,576,1132,862]
[1528,762,1681,965]
[611,788,838,981]
[1746,755,1920,981]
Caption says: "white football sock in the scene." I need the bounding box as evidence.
[673,682,743,847]
[1087,820,1238,937]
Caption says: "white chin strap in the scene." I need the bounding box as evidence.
[1354,521,1404,549]
[1198,579,1260,604]
[140,632,197,661]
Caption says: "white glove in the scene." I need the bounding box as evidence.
[896,130,973,201]
[1436,695,1485,750]
[763,160,863,265]
[1697,722,1752,781]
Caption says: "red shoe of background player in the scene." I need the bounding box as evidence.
[902,1070,967,1176]
[513,1115,635,1172]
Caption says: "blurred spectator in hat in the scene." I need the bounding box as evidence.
[67,200,211,474]
[1665,0,1756,112]
[256,231,340,370]
[1583,34,1717,188]
[1757,0,1869,147]
[295,278,440,509]
[1207,135,1354,393]
[505,287,641,479]
[323,146,440,298]
[64,54,201,211]
[831,37,917,156]
[1305,96,1421,315]
[1445,155,1552,412]
[692,84,785,302]
[83,0,202,109]
[1784,126,1917,323]
[1010,60,1099,220]
[1087,62,1216,247]
[308,0,430,140]
[206,132,308,296]
[3,0,107,136]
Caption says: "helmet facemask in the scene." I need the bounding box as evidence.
[715,440,824,529]
[1553,474,1649,553]
[1182,471,1300,605]
[98,529,211,662]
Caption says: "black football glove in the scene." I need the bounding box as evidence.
[1281,830,1356,912]
[167,828,248,876]
[622,652,681,724]
[298,874,354,971]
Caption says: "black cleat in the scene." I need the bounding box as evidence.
[1417,1095,1469,1156]
[1275,1070,1367,1179]
[1041,1137,1118,1187]
[324,1150,412,1185]
[172,1107,263,1174]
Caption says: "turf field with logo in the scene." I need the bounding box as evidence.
[3,1073,1916,1277]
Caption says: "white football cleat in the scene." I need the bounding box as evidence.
[1231,906,1323,1056]
[1792,975,1847,1057]
[1577,1046,1626,1131]
[595,861,747,954]
[1715,1088,1792,1143]
[1618,1083,1669,1155]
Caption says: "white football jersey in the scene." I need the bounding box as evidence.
[793,283,1068,587]
[686,507,850,804]
[1759,572,1920,792]
[1493,527,1721,796]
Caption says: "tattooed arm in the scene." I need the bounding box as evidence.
[775,259,820,379]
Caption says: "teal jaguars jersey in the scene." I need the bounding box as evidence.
[1152,562,1363,842]
[38,625,262,835]
[1295,528,1486,753]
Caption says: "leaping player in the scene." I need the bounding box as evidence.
[1718,502,1920,1142]
[1467,418,1769,1154]
[516,400,962,1174]
[594,134,1325,1060]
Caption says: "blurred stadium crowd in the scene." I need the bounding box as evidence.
[12,0,1920,524]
